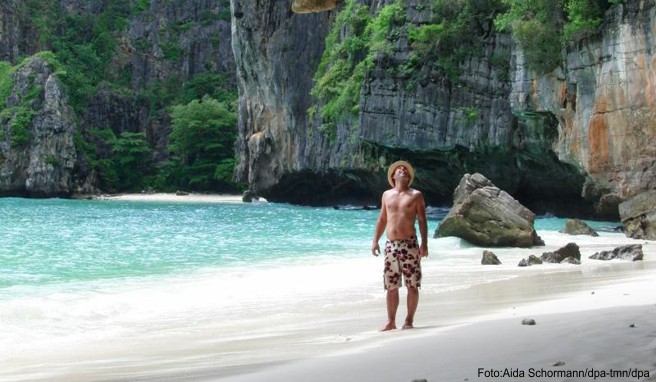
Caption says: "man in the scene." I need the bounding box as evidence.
[371,160,428,331]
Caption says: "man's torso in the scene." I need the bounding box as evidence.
[384,188,419,240]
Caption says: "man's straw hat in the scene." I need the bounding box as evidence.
[387,160,415,187]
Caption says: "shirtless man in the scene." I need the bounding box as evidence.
[371,160,428,331]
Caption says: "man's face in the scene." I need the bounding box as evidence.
[394,166,409,184]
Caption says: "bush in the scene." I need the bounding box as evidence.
[1,107,35,148]
[0,61,13,106]
[495,0,610,73]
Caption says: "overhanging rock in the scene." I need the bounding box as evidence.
[291,0,337,13]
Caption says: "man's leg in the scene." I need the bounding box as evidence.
[380,288,399,331]
[403,287,419,329]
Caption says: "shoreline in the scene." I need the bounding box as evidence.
[92,192,247,204]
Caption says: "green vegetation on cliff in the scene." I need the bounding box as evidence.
[0,55,57,149]
[311,0,507,129]
[1,107,35,148]
[164,96,238,192]
[0,62,13,103]
[27,1,124,110]
[406,0,506,82]
[310,0,372,136]
[495,0,620,73]
[312,0,621,124]
[111,132,154,190]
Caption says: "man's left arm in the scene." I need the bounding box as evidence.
[416,192,428,257]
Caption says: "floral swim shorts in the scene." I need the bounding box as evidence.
[383,235,422,290]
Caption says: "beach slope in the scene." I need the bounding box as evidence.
[209,269,656,382]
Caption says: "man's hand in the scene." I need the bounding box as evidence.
[371,242,381,256]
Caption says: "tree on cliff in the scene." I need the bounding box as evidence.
[111,132,154,191]
[164,95,238,192]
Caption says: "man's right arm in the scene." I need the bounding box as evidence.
[371,194,388,256]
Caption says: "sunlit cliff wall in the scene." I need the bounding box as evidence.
[232,0,656,217]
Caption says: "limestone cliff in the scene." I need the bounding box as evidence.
[0,0,234,197]
[513,0,656,217]
[232,0,656,218]
[231,0,340,204]
[0,56,79,197]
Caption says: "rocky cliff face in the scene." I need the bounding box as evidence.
[232,0,656,218]
[91,0,235,162]
[0,56,79,197]
[0,0,234,196]
[0,1,44,63]
[513,1,656,217]
[231,0,340,203]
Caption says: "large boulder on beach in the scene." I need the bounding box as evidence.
[560,219,598,236]
[435,173,544,247]
[619,191,656,240]
[589,244,643,261]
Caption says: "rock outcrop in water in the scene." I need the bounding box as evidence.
[560,219,599,237]
[619,191,656,240]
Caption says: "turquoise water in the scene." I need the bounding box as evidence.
[1,198,380,290]
[0,198,621,291]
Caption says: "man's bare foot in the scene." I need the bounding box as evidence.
[402,321,414,329]
[379,322,397,331]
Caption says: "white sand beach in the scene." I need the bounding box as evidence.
[208,266,656,382]
[95,192,247,203]
[9,256,654,382]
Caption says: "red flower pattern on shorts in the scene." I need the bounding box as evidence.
[383,236,422,290]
